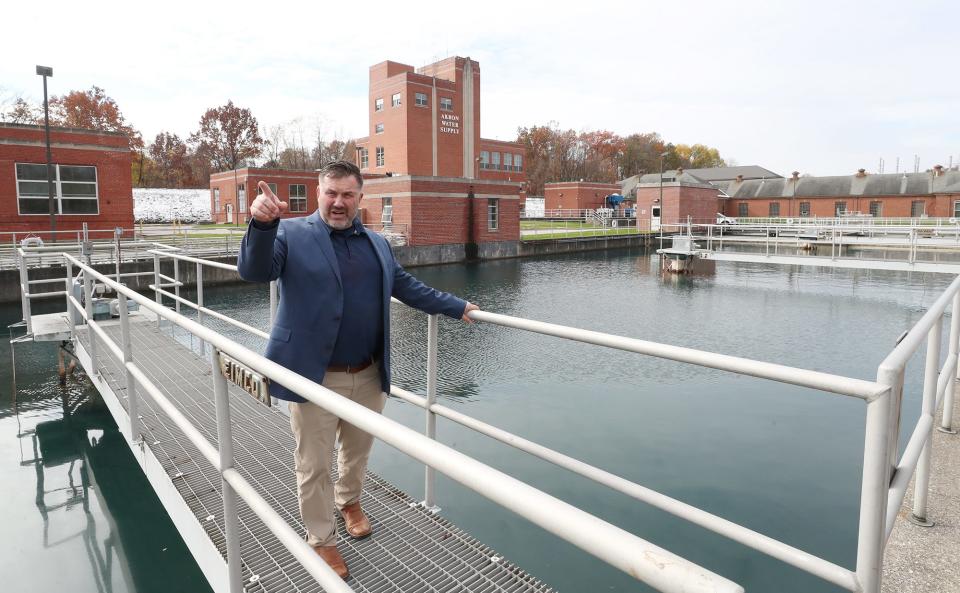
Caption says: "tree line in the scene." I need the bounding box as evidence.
[1,87,729,194]
[516,123,728,195]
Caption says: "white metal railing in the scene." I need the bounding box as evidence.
[16,243,960,593]
[57,253,742,593]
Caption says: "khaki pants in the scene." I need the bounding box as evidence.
[289,363,386,547]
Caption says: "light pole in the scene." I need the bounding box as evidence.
[36,65,55,241]
[658,151,669,209]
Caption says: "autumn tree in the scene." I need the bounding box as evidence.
[1,97,40,124]
[148,132,194,187]
[189,101,263,172]
[49,86,143,150]
[671,143,726,169]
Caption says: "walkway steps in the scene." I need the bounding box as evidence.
[74,316,551,593]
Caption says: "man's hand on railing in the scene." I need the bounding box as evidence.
[462,302,480,324]
[250,181,288,223]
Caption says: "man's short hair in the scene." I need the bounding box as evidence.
[318,160,363,189]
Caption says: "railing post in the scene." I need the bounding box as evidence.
[211,349,243,593]
[856,371,896,593]
[197,262,205,356]
[18,249,32,334]
[65,260,76,342]
[174,258,181,314]
[153,253,162,329]
[423,313,439,511]
[83,270,98,376]
[939,292,960,434]
[911,318,943,526]
[270,280,278,328]
[119,293,141,443]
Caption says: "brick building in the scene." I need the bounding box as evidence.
[715,167,960,219]
[211,56,523,261]
[354,57,525,185]
[543,181,621,211]
[1,123,133,238]
[209,168,323,225]
[625,165,960,226]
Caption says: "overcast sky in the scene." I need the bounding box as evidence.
[4,0,958,177]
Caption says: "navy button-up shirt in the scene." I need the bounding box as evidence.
[318,217,384,366]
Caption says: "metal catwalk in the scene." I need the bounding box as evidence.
[76,316,551,593]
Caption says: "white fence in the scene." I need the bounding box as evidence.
[13,243,960,593]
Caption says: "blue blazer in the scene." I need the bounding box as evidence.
[236,212,467,402]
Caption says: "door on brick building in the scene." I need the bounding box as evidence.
[226,203,234,224]
[651,205,661,231]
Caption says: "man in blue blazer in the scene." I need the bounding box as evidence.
[237,160,477,579]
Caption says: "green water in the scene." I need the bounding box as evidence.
[0,248,950,592]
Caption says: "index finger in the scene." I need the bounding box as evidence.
[258,181,278,201]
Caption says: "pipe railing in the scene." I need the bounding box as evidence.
[64,253,742,593]
[17,242,959,593]
[134,248,960,592]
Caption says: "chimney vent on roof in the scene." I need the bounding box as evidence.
[676,167,683,175]
[856,168,867,178]
[735,174,743,182]
[934,164,944,177]
[792,171,800,180]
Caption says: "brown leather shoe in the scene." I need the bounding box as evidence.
[314,545,349,579]
[339,501,372,538]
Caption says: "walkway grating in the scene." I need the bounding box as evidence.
[76,317,552,593]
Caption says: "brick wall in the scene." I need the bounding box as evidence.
[544,182,621,210]
[0,123,133,238]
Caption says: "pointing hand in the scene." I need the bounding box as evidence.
[250,181,289,223]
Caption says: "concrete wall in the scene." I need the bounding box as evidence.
[4,235,650,306]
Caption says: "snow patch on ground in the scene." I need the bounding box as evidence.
[133,188,211,223]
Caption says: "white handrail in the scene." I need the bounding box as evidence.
[65,253,742,593]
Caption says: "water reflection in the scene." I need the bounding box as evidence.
[2,335,210,593]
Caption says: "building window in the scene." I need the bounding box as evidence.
[257,182,278,195]
[834,201,846,216]
[289,184,307,213]
[375,147,384,167]
[799,202,810,217]
[480,151,489,169]
[869,201,883,217]
[375,98,383,112]
[491,152,500,170]
[440,97,453,111]
[415,92,428,107]
[487,198,499,231]
[768,202,780,217]
[16,163,99,215]
[359,147,369,169]
[238,183,247,213]
[515,154,523,171]
[391,93,401,107]
[738,202,748,217]
[213,188,221,212]
[375,123,384,134]
[954,201,960,219]
[911,200,926,217]
[503,153,513,171]
[381,196,393,224]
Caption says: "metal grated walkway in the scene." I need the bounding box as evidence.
[75,316,552,593]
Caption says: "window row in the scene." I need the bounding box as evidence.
[374,93,454,111]
[479,151,523,172]
[376,196,498,231]
[213,183,312,214]
[736,200,930,218]
[358,147,385,168]
[15,163,99,215]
